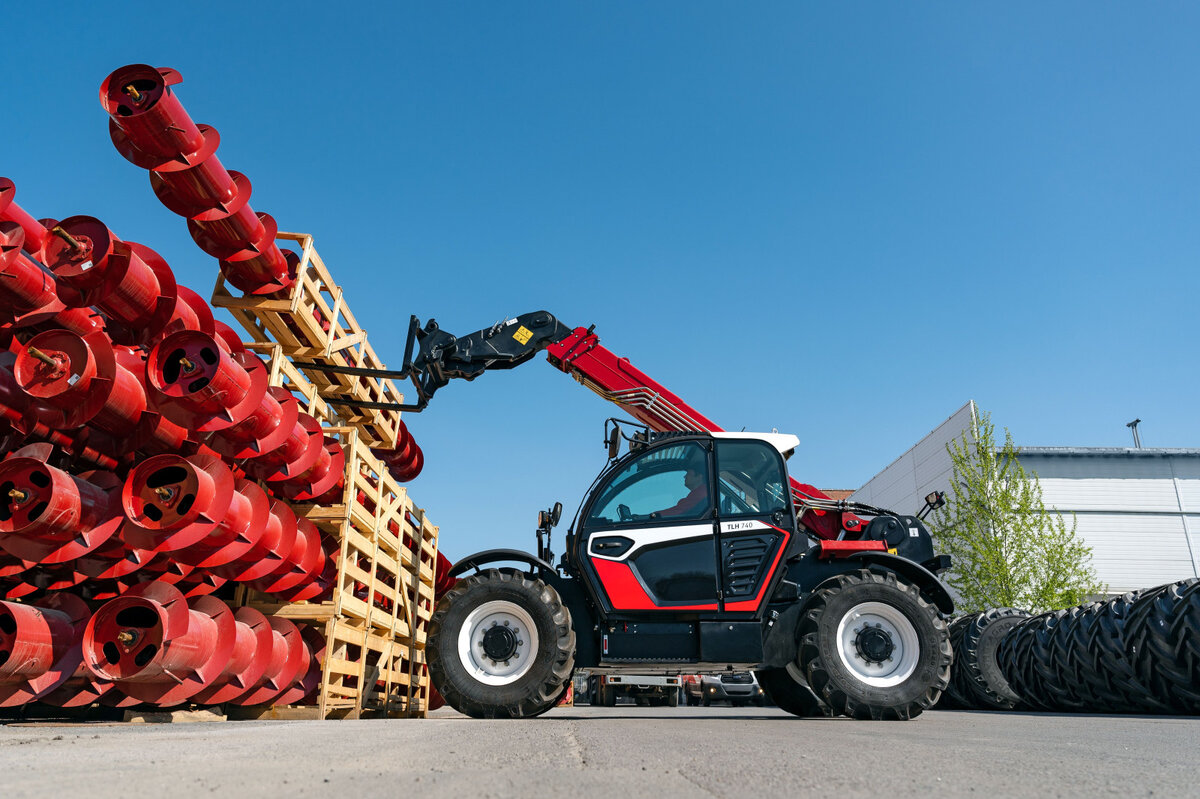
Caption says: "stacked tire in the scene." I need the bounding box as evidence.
[941,578,1199,714]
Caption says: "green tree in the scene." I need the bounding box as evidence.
[928,410,1104,613]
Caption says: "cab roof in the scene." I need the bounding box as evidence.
[711,432,800,457]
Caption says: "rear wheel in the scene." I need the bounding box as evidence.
[797,570,951,720]
[428,569,575,718]
[756,664,828,717]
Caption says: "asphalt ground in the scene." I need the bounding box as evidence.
[2,705,1196,799]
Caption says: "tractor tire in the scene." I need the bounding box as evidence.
[1074,591,1168,713]
[941,613,983,710]
[756,665,830,718]
[796,570,952,720]
[1007,609,1071,711]
[1125,579,1200,714]
[427,568,575,719]
[956,608,1031,710]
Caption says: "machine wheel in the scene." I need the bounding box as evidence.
[1125,579,1200,713]
[756,665,829,718]
[938,613,979,709]
[701,694,711,707]
[428,568,575,718]
[958,608,1030,710]
[797,569,951,720]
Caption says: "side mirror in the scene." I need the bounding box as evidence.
[551,501,562,527]
[538,510,548,528]
[607,429,621,460]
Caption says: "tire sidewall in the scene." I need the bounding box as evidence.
[812,577,944,706]
[430,572,569,714]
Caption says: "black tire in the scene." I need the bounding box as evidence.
[957,608,1031,710]
[941,613,982,710]
[667,691,679,708]
[1125,579,1200,714]
[427,569,575,718]
[1066,591,1168,713]
[756,667,830,718]
[701,694,711,707]
[797,570,952,720]
[1008,609,1071,711]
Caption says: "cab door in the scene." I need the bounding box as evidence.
[578,440,720,612]
[713,438,794,613]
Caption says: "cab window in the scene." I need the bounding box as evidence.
[585,442,712,526]
[715,440,789,517]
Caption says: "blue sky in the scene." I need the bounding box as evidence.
[5,3,1198,559]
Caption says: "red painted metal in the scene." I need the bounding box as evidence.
[433,551,456,598]
[215,496,299,582]
[41,216,203,345]
[546,326,861,540]
[120,449,236,554]
[147,329,264,432]
[268,624,324,706]
[816,539,888,557]
[372,420,424,482]
[0,445,123,565]
[227,615,307,706]
[82,582,237,706]
[247,517,325,597]
[191,606,274,705]
[0,593,90,706]
[14,329,188,454]
[101,65,298,296]
[0,222,57,319]
[0,178,50,256]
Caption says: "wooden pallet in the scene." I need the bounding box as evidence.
[218,243,441,720]
[211,232,408,450]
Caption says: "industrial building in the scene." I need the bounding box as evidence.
[851,401,1200,594]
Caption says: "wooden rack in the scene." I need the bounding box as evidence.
[216,235,440,720]
[211,232,409,450]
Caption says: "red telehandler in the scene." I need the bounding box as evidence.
[304,311,954,719]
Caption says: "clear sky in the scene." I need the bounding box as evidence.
[5,3,1198,560]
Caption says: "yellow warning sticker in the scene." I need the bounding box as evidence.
[513,326,533,345]
[887,548,898,555]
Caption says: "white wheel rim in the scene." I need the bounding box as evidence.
[458,600,540,686]
[835,601,920,688]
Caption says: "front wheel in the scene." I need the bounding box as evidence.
[797,570,951,720]
[428,569,575,718]
[756,664,828,717]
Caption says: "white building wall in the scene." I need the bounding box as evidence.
[850,403,1200,595]
[850,401,975,516]
[1022,452,1200,594]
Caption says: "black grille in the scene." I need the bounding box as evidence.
[722,535,772,597]
[720,673,753,684]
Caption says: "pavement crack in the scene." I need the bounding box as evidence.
[564,721,587,768]
[678,768,721,797]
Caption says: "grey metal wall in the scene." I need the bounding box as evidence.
[850,401,975,516]
[1021,450,1200,594]
[850,403,1200,595]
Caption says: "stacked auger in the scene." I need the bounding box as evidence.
[98,63,422,486]
[940,578,1200,714]
[0,62,443,715]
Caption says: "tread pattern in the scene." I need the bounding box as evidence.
[797,570,951,720]
[1124,578,1200,713]
[940,613,982,710]
[957,607,1030,710]
[428,569,575,718]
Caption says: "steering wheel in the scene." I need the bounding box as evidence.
[617,503,632,522]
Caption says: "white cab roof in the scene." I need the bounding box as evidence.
[711,432,800,456]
